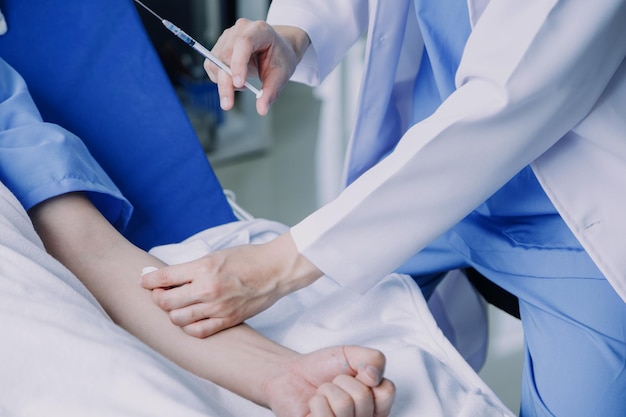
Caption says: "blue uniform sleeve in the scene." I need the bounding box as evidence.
[0,58,132,230]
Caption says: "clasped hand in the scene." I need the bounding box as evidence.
[266,346,395,417]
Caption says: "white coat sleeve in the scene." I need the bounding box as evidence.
[266,0,369,85]
[291,0,626,292]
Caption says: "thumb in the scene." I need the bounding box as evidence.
[140,264,191,289]
[255,68,290,116]
[343,346,387,387]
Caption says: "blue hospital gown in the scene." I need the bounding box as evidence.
[0,57,131,228]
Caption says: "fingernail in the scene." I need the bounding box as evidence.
[142,266,158,276]
[233,75,243,87]
[220,96,230,109]
[365,365,382,384]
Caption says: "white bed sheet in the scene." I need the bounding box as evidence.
[0,183,513,417]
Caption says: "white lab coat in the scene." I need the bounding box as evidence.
[268,0,626,303]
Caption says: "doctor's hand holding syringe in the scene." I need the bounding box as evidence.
[204,19,310,116]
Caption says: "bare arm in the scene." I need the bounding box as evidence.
[28,192,394,417]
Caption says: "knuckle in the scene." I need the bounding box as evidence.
[183,324,206,338]
[194,327,209,338]
[157,271,173,288]
[197,255,219,275]
[233,17,251,28]
[217,71,232,87]
[198,280,219,299]
[236,21,268,47]
[168,309,184,325]
[250,19,270,33]
[380,379,396,397]
[320,383,353,410]
[204,60,217,76]
[155,294,172,311]
[352,383,371,400]
[353,389,371,405]
[189,305,210,323]
[335,375,371,402]
[190,322,215,339]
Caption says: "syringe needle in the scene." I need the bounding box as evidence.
[134,0,163,21]
[132,0,263,98]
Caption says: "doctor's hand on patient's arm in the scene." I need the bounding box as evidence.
[206,19,310,116]
[140,232,324,338]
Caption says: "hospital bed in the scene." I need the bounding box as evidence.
[0,1,513,415]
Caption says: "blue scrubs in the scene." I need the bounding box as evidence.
[0,57,131,228]
[400,0,626,415]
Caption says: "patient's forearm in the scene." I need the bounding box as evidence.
[28,193,293,408]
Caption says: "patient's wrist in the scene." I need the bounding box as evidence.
[259,351,311,416]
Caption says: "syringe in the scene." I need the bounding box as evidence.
[134,0,263,99]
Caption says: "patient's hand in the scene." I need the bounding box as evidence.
[266,345,395,417]
[140,232,323,337]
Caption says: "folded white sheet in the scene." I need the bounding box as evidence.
[0,182,513,417]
